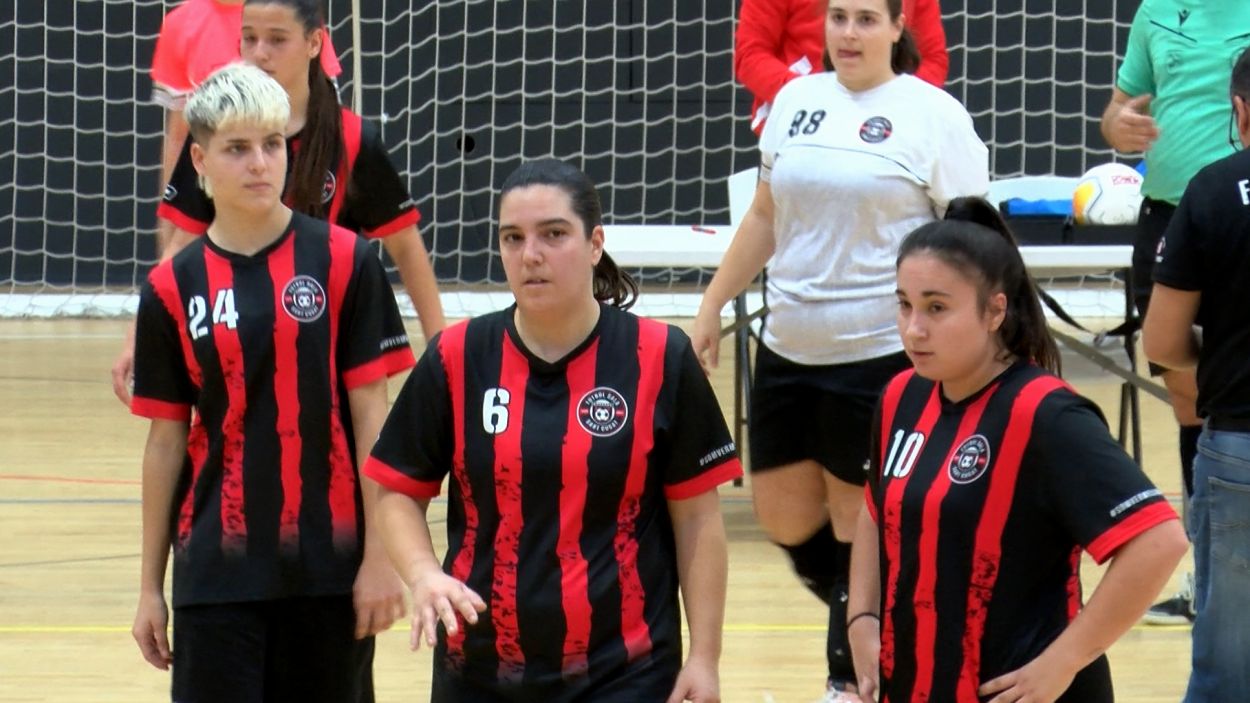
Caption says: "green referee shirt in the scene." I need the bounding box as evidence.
[1116,0,1250,204]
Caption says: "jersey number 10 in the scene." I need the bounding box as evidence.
[882,429,925,479]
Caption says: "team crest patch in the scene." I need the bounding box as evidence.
[577,387,628,437]
[859,116,893,143]
[321,169,337,203]
[281,275,327,322]
[163,183,178,201]
[948,434,991,484]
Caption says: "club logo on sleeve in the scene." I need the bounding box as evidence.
[948,434,992,484]
[577,387,629,437]
[281,275,327,322]
[163,183,178,201]
[859,116,893,144]
[321,169,337,203]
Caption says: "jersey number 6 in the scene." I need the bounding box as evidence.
[482,387,511,434]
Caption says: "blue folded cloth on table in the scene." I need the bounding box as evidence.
[1000,198,1072,217]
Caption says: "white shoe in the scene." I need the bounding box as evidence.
[817,686,862,703]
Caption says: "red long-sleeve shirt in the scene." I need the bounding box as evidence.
[734,0,950,133]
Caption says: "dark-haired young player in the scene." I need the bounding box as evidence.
[848,198,1187,702]
[129,62,413,702]
[115,0,443,405]
[695,0,987,697]
[365,158,740,702]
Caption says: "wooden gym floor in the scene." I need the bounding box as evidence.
[0,318,1191,702]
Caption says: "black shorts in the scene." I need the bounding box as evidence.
[1132,197,1177,377]
[431,648,679,702]
[172,595,374,703]
[749,343,911,483]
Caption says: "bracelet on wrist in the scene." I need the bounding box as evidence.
[847,611,880,629]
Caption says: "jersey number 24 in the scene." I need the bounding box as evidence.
[188,290,239,340]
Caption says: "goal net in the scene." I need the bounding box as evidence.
[1,0,1136,319]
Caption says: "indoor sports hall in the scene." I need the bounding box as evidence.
[1,1,1193,701]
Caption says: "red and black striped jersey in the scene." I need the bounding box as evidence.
[866,363,1177,703]
[158,107,420,239]
[365,305,742,699]
[131,212,415,608]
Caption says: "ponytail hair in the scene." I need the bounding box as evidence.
[246,0,342,219]
[892,28,921,75]
[897,197,1061,374]
[499,159,639,310]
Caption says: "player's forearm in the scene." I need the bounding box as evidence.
[670,491,729,663]
[1042,521,1187,672]
[139,419,188,596]
[349,379,392,553]
[697,194,775,316]
[382,227,446,340]
[160,110,189,186]
[376,489,443,587]
[848,507,881,619]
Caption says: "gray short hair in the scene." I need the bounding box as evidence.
[185,62,289,142]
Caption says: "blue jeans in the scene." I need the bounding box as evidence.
[1184,428,1250,703]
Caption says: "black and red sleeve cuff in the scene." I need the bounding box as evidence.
[363,456,443,499]
[362,208,421,240]
[664,459,743,500]
[156,202,210,235]
[131,396,192,422]
[1086,501,1179,564]
[343,348,416,390]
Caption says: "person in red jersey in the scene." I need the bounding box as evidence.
[114,0,444,405]
[129,62,413,702]
[365,158,741,703]
[847,197,1188,703]
[149,0,342,250]
[735,0,949,134]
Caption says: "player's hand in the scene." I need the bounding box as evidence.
[132,591,172,670]
[352,548,407,639]
[665,654,720,703]
[407,566,486,651]
[978,648,1079,703]
[111,329,137,406]
[1106,94,1159,153]
[690,306,722,372]
[848,614,881,702]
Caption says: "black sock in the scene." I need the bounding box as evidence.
[1180,424,1201,498]
[827,539,855,685]
[777,523,838,605]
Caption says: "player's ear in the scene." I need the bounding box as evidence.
[190,140,207,177]
[1235,94,1250,146]
[986,291,1007,332]
[307,25,324,61]
[589,224,604,266]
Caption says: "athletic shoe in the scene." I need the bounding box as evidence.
[818,681,862,703]
[1141,572,1195,625]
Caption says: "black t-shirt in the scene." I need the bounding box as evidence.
[867,363,1176,702]
[131,212,415,607]
[157,107,420,238]
[1153,148,1250,419]
[365,305,742,700]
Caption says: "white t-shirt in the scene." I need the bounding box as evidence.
[758,72,989,365]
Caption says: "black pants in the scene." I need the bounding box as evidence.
[172,595,374,703]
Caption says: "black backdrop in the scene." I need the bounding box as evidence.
[0,0,1136,288]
